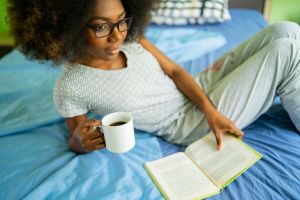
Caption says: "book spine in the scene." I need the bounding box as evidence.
[144,164,170,200]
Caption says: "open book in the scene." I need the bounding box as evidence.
[144,132,262,200]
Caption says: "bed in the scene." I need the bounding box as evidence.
[1,1,299,199]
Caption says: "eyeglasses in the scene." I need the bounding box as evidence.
[87,16,132,38]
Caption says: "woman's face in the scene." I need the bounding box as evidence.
[83,0,128,62]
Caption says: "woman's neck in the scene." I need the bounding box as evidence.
[73,52,126,70]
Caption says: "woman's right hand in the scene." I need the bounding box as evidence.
[68,119,106,153]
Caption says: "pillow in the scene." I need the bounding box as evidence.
[151,0,231,25]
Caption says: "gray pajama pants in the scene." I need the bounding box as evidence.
[164,21,300,145]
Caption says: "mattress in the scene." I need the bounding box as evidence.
[0,9,299,200]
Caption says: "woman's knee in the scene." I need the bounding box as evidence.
[268,38,300,74]
[268,38,300,59]
[266,21,300,40]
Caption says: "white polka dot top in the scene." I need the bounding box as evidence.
[53,42,189,134]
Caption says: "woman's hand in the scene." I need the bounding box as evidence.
[205,110,244,150]
[68,119,106,153]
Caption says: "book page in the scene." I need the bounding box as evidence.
[144,152,220,200]
[185,132,262,188]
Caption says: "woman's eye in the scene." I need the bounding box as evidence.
[119,19,126,25]
[94,24,107,32]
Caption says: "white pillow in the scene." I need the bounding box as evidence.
[152,0,231,25]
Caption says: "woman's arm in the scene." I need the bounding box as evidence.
[139,36,214,116]
[65,115,105,153]
[139,36,243,149]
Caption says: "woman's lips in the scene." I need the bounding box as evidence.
[105,47,120,55]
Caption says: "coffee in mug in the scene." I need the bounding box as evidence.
[109,121,127,126]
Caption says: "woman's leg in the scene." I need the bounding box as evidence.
[166,38,300,145]
[198,21,300,92]
[207,38,300,129]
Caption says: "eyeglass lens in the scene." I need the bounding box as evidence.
[94,17,132,38]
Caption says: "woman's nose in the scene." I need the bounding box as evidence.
[108,27,123,42]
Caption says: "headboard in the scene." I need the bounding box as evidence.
[229,0,271,21]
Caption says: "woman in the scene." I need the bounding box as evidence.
[7,0,300,153]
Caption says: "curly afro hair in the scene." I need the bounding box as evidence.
[7,0,160,64]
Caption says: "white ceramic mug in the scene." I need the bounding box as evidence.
[100,112,135,153]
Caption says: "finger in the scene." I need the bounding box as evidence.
[90,137,105,145]
[215,131,223,150]
[87,126,104,140]
[91,143,106,150]
[217,131,223,150]
[85,138,105,151]
[84,144,105,151]
[228,127,244,139]
[87,126,102,135]
[81,130,99,143]
[81,120,101,133]
[235,129,244,139]
[86,131,102,139]
[85,136,104,146]
[84,119,101,129]
[89,120,102,132]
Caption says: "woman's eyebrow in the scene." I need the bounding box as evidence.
[89,10,126,21]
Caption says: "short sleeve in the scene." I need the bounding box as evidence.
[53,81,88,118]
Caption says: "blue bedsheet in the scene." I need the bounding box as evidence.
[0,9,299,200]
[145,27,226,63]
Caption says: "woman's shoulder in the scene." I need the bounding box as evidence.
[121,41,158,64]
[122,42,145,55]
[55,64,87,91]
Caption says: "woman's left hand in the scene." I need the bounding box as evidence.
[205,110,244,150]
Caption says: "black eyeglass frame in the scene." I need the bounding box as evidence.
[86,16,133,38]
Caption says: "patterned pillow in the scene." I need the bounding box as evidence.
[151,0,231,25]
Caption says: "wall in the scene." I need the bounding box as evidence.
[0,0,13,50]
[0,0,9,33]
[269,0,300,24]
